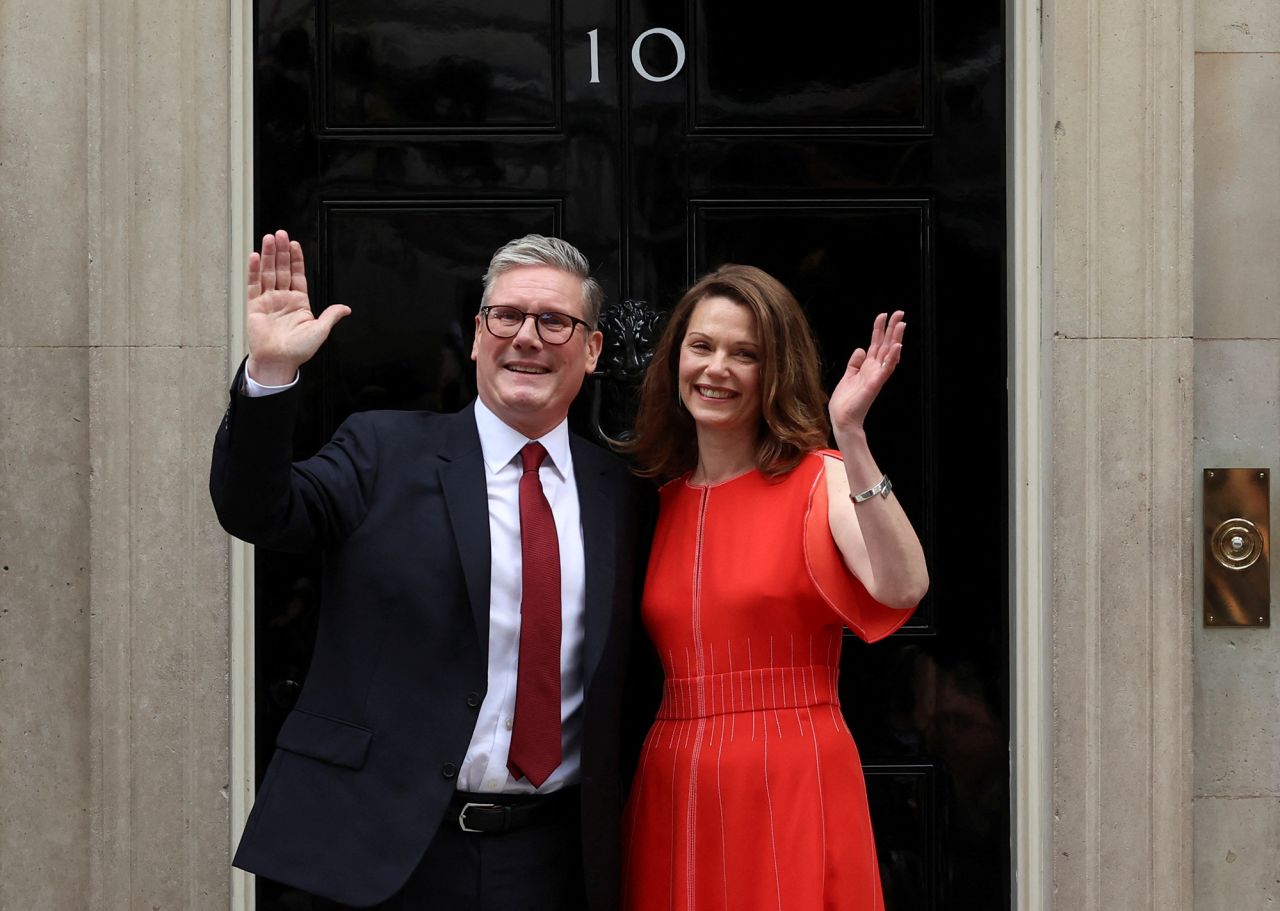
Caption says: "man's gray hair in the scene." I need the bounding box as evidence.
[481,234,604,328]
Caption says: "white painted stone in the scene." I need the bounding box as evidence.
[1193,797,1280,909]
[1194,628,1280,797]
[1053,0,1194,342]
[0,347,91,909]
[1192,343,1280,801]
[1194,53,1280,340]
[0,0,89,347]
[88,0,230,350]
[1050,338,1194,911]
[1196,0,1280,52]
[80,0,235,905]
[89,345,230,909]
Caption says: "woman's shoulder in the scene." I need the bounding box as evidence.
[656,471,694,498]
[789,449,840,481]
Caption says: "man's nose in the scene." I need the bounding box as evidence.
[512,314,543,347]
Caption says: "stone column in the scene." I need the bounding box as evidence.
[84,0,234,905]
[1047,0,1195,906]
[0,2,92,906]
[1192,2,1280,907]
[3,0,236,904]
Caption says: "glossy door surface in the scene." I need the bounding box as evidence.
[254,1,1006,906]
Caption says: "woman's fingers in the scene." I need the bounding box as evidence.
[867,311,887,357]
[870,311,907,365]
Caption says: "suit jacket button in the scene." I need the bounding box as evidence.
[466,692,480,708]
[441,762,457,779]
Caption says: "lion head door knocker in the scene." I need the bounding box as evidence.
[590,298,667,443]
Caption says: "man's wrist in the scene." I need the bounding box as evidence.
[246,356,301,388]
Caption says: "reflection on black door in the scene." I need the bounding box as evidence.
[255,0,1006,907]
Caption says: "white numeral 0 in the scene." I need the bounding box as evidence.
[630,27,686,82]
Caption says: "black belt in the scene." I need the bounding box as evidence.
[447,787,578,834]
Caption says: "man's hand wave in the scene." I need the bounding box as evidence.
[246,229,351,385]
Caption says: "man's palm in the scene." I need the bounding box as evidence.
[246,230,350,383]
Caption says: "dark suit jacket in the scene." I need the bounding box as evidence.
[210,364,652,908]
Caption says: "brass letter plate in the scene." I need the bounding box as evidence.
[1203,468,1270,627]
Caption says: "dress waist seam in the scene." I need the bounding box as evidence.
[656,664,840,720]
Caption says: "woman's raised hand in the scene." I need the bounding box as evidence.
[245,230,351,385]
[828,310,906,441]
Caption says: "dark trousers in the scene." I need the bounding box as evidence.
[314,793,587,911]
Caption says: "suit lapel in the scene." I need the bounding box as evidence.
[572,434,617,691]
[437,403,492,651]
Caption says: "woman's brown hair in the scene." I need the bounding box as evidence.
[624,264,830,481]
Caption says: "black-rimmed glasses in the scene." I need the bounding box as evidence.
[480,305,591,345]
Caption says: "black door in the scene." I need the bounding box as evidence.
[254,2,1007,908]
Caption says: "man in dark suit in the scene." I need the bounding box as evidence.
[210,230,651,909]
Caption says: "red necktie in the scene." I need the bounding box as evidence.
[507,442,562,787]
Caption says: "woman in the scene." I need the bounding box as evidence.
[620,265,929,910]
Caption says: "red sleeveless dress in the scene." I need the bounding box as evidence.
[621,453,914,910]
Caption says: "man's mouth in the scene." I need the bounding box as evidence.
[506,364,550,375]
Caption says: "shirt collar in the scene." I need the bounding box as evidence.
[473,397,571,480]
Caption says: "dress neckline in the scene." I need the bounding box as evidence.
[683,466,760,490]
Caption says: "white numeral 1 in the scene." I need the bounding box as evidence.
[588,28,601,84]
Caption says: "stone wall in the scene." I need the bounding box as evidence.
[0,0,233,906]
[1,0,92,906]
[1047,0,1196,906]
[1192,0,1280,907]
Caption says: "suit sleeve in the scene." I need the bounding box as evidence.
[210,359,378,553]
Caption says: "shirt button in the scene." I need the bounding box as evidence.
[466,692,480,708]
[441,763,457,779]
[504,718,513,731]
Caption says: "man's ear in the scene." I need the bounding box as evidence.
[471,313,483,362]
[584,329,603,374]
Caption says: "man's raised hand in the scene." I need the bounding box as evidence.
[245,230,351,385]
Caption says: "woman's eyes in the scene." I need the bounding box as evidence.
[687,340,757,360]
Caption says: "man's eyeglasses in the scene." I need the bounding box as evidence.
[480,305,591,345]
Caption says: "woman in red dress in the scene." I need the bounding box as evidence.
[621,265,929,910]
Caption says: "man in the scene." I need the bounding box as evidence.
[211,230,651,909]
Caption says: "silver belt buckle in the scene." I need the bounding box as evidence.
[458,801,499,833]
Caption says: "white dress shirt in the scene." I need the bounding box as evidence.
[462,397,586,794]
[243,370,587,794]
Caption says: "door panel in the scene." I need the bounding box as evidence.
[322,0,562,130]
[688,3,930,131]
[254,0,1006,906]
